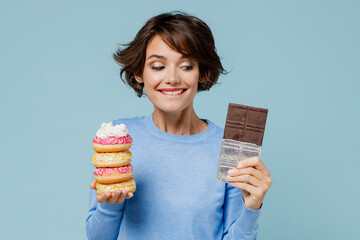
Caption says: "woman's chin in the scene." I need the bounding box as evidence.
[154,104,193,115]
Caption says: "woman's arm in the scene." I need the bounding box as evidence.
[86,180,133,240]
[223,157,272,240]
[222,184,261,240]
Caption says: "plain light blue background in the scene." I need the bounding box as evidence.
[1,0,359,239]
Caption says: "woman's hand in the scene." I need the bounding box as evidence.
[90,179,134,204]
[227,156,272,210]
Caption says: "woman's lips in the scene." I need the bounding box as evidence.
[158,88,186,95]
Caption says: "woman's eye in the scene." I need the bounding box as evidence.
[182,65,193,71]
[151,66,165,71]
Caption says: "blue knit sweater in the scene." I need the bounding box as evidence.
[86,115,260,239]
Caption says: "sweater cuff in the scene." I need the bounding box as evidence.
[97,201,125,216]
[237,202,261,233]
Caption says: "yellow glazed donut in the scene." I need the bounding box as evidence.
[96,178,136,195]
[92,151,132,168]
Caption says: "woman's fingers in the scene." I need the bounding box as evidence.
[229,182,262,198]
[95,188,134,204]
[227,157,272,210]
[96,192,111,203]
[125,192,134,199]
[115,190,128,204]
[90,179,97,189]
[228,174,265,188]
[106,189,122,204]
[228,157,270,179]
[238,156,270,176]
[228,165,262,178]
[228,167,272,186]
[227,167,272,198]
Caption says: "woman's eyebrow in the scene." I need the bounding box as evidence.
[147,54,165,60]
[147,54,187,60]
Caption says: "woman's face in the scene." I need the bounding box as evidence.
[135,35,203,114]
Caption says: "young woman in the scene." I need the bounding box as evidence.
[86,12,272,240]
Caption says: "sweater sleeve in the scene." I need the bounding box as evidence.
[222,183,261,240]
[85,189,126,240]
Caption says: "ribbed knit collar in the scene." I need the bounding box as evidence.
[143,114,216,143]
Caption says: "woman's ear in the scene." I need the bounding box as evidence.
[134,75,144,83]
[198,77,206,83]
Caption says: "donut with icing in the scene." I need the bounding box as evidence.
[96,178,136,195]
[92,151,132,167]
[93,136,132,152]
[93,122,132,152]
[94,165,133,184]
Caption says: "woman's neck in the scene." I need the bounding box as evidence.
[152,106,208,135]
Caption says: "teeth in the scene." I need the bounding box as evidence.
[162,90,184,95]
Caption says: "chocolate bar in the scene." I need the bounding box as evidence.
[223,103,268,146]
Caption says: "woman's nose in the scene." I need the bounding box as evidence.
[165,67,180,85]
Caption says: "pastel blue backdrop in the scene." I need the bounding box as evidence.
[1,0,359,239]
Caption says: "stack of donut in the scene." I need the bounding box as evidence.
[92,122,136,195]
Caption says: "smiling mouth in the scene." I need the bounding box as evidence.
[159,89,186,96]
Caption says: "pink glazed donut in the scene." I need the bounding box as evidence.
[93,135,132,152]
[94,165,133,184]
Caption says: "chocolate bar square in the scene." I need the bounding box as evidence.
[223,103,268,146]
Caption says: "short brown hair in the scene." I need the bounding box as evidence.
[113,11,225,97]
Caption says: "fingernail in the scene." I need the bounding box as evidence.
[228,169,235,175]
[237,162,243,168]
